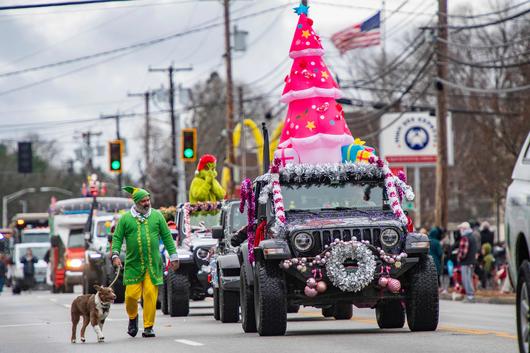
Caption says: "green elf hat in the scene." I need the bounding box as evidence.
[122,186,150,203]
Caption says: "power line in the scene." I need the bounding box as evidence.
[436,77,530,93]
[445,0,529,19]
[0,3,287,79]
[438,36,530,50]
[443,52,530,69]
[312,0,435,17]
[0,0,137,11]
[422,7,530,30]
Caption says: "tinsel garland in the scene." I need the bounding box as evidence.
[258,159,415,228]
[239,179,256,263]
[325,240,377,292]
[369,156,414,225]
[182,201,223,246]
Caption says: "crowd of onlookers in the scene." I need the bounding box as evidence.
[424,221,510,303]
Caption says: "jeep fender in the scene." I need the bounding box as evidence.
[255,239,292,261]
[405,233,430,255]
[218,253,240,270]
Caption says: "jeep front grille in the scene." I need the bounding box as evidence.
[315,228,382,251]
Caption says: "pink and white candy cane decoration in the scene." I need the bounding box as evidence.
[271,174,286,225]
[369,156,411,225]
[183,202,192,247]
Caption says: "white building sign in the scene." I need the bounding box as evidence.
[379,112,453,166]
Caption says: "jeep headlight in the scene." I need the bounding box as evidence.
[293,232,313,252]
[380,228,400,247]
[196,248,210,260]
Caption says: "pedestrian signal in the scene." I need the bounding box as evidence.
[108,140,123,173]
[181,128,197,162]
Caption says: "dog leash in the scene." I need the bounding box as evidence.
[109,266,121,288]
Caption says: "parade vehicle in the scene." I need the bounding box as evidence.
[161,202,221,317]
[210,200,247,322]
[505,132,530,353]
[11,242,49,294]
[48,197,132,293]
[83,212,130,303]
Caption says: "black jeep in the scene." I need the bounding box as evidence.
[239,164,438,336]
[160,203,220,317]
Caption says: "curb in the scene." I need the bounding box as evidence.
[440,292,515,305]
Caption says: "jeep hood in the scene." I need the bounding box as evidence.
[285,209,403,232]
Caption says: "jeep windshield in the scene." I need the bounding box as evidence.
[180,211,221,235]
[282,182,386,211]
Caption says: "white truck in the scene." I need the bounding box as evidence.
[505,131,530,353]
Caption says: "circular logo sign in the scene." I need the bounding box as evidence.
[405,126,429,150]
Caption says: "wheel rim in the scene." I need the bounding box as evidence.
[521,282,530,353]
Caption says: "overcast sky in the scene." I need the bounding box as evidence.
[0,0,485,178]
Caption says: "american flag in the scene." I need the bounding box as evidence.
[331,11,381,54]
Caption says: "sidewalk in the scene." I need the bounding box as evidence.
[439,289,515,305]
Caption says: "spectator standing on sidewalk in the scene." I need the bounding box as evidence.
[428,227,443,287]
[458,222,478,303]
[0,254,6,294]
[479,243,495,289]
[480,221,494,247]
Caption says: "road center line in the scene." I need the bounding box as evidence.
[174,339,204,346]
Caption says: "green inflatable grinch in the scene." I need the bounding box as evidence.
[189,154,226,203]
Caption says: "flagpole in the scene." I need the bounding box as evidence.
[381,0,387,100]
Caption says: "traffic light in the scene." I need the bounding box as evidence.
[108,140,123,173]
[17,141,32,174]
[181,128,197,162]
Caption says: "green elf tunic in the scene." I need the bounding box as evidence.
[112,208,177,286]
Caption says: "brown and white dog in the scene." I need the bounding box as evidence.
[71,285,116,343]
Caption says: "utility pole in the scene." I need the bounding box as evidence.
[435,0,449,230]
[149,65,192,205]
[128,91,151,187]
[223,0,236,197]
[100,113,123,190]
[81,131,102,173]
[238,86,246,180]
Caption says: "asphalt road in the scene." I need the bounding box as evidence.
[0,287,518,353]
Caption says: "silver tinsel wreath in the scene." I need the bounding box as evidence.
[326,241,376,292]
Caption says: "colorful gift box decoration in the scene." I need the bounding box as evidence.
[341,138,377,163]
[274,146,301,167]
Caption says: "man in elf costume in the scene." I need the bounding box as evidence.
[189,154,226,203]
[112,186,179,338]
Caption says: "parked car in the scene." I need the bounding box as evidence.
[239,163,437,336]
[505,132,530,353]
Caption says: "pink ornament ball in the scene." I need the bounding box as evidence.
[378,276,389,287]
[387,278,401,293]
[282,261,291,269]
[304,285,318,297]
[306,277,317,288]
[316,281,327,293]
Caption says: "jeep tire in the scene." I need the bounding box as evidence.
[405,255,439,331]
[167,269,190,317]
[254,260,287,336]
[240,264,256,333]
[376,300,405,328]
[333,303,353,320]
[213,287,220,320]
[160,275,169,315]
[517,260,530,353]
[220,288,239,323]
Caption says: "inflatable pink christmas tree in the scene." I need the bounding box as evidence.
[274,5,354,165]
